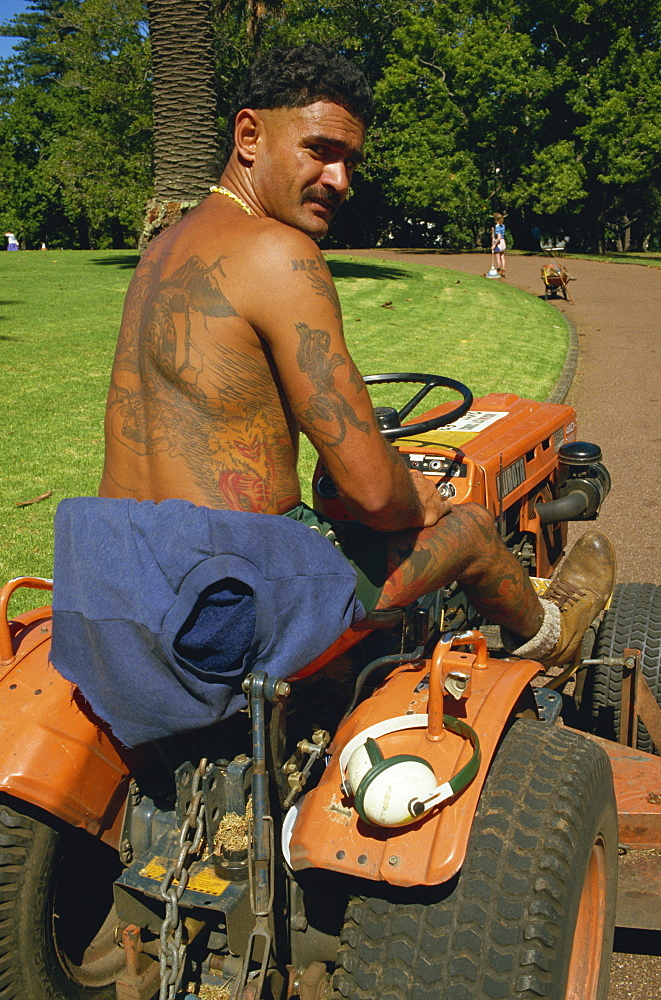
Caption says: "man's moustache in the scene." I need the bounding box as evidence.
[302,188,342,210]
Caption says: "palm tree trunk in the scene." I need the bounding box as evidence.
[140,0,220,249]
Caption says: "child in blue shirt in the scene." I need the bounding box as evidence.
[491,213,506,276]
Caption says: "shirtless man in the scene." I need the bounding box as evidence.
[100,42,614,667]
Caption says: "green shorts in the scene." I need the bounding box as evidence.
[283,503,388,611]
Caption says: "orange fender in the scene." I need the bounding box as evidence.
[0,578,133,849]
[288,633,541,887]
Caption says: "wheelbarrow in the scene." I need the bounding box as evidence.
[541,261,575,302]
[540,239,575,302]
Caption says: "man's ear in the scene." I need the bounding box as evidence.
[234,109,262,164]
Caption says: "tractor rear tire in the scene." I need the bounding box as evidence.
[588,582,661,753]
[332,719,617,1000]
[0,795,124,1000]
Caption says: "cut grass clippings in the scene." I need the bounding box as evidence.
[0,249,568,616]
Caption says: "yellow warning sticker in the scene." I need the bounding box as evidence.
[139,859,231,896]
[398,411,508,449]
[397,430,478,448]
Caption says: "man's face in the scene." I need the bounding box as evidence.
[250,101,366,239]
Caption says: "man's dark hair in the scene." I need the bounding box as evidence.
[225,43,374,158]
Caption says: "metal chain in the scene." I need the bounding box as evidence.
[158,759,208,1000]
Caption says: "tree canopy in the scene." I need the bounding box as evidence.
[1,0,659,251]
[0,0,151,249]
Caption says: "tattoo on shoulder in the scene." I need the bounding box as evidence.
[112,254,238,380]
[291,253,342,321]
[295,321,371,451]
[151,255,238,372]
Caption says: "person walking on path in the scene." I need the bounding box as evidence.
[99,42,614,672]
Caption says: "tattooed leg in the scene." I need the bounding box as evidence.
[376,502,543,640]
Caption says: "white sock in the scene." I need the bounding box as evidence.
[501,599,561,659]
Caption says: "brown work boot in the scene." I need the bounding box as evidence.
[540,530,616,667]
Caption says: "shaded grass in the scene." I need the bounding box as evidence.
[0,249,567,616]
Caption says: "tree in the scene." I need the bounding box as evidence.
[0,0,152,249]
[2,0,660,252]
[140,0,220,248]
[363,5,553,247]
[572,33,661,251]
[511,0,661,250]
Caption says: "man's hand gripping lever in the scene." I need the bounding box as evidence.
[234,672,290,1000]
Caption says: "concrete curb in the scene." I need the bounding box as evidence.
[545,311,578,405]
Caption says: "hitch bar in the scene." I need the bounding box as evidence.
[234,672,289,1000]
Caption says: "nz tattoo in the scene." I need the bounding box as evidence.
[291,254,342,320]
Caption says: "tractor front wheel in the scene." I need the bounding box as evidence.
[0,796,124,1000]
[332,719,617,1000]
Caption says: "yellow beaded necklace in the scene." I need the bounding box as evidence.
[209,185,254,216]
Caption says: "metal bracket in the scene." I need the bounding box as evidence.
[534,686,563,724]
[619,648,661,752]
[203,755,252,846]
[282,730,330,809]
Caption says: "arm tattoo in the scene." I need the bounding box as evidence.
[295,321,371,448]
[291,253,342,320]
[348,365,367,395]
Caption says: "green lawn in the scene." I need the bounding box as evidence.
[512,249,661,268]
[0,249,568,616]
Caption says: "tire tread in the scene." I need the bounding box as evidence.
[0,801,36,1000]
[591,583,661,751]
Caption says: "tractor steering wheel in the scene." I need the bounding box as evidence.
[363,373,473,440]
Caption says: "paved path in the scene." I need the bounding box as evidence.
[336,248,661,998]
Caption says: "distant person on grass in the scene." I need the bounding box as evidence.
[100,42,614,670]
[5,232,18,251]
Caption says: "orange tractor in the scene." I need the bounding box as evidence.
[1,373,660,1000]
